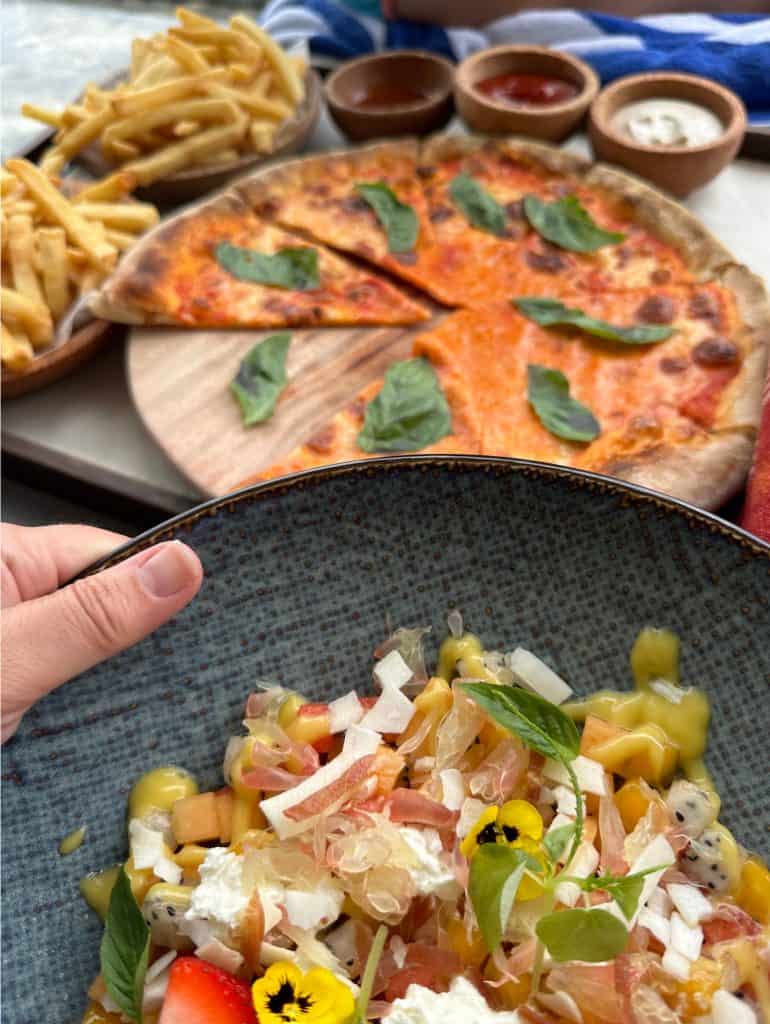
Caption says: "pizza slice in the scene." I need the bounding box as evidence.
[415,137,717,306]
[92,194,430,329]
[237,141,464,307]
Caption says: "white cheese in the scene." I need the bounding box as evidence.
[328,691,364,733]
[373,650,413,691]
[670,912,704,961]
[543,756,608,797]
[667,883,714,927]
[283,881,344,931]
[662,947,692,981]
[711,989,758,1024]
[388,977,523,1023]
[260,725,380,839]
[129,819,182,884]
[359,683,415,734]
[506,648,572,704]
[439,769,465,812]
[400,827,460,900]
[186,848,248,929]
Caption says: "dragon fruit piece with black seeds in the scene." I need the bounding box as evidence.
[665,780,718,837]
[681,828,734,893]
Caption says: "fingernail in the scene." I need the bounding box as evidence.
[137,542,199,598]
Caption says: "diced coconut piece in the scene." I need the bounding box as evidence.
[154,855,183,885]
[390,935,407,969]
[539,785,557,806]
[638,908,672,946]
[142,951,177,1013]
[538,991,583,1023]
[373,650,413,691]
[328,692,364,734]
[711,990,758,1024]
[196,938,244,974]
[359,684,415,734]
[553,784,578,818]
[543,755,608,796]
[667,883,714,927]
[260,726,380,839]
[670,912,704,961]
[603,834,676,929]
[284,884,344,932]
[647,886,673,918]
[662,947,691,981]
[556,843,600,907]
[457,798,490,839]
[129,819,182,884]
[439,769,465,812]
[507,648,573,704]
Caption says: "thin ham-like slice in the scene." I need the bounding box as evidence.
[485,938,538,988]
[241,765,303,792]
[599,793,628,875]
[386,789,459,828]
[284,755,375,822]
[546,963,625,1024]
[702,904,761,945]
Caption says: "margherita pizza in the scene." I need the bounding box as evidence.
[96,136,770,509]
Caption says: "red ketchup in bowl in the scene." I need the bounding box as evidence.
[475,72,579,107]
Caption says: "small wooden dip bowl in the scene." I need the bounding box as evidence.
[589,72,746,198]
[454,45,598,141]
[325,51,455,141]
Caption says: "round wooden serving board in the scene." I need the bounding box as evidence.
[127,316,442,498]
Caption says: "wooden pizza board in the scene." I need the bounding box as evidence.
[127,316,441,497]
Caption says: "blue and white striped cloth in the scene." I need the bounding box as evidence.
[260,2,770,124]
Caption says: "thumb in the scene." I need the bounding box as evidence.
[2,540,202,742]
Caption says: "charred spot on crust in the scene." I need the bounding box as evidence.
[505,199,525,220]
[253,197,280,219]
[429,206,454,223]
[651,268,672,285]
[416,164,435,179]
[340,195,370,215]
[689,290,722,324]
[635,294,677,324]
[307,425,337,453]
[525,245,567,274]
[692,336,739,366]
[660,356,689,374]
[347,398,367,419]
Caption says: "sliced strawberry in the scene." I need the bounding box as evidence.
[159,957,256,1024]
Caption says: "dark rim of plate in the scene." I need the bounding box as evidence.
[80,455,770,579]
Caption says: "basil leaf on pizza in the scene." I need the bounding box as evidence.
[216,242,320,290]
[514,298,674,344]
[449,174,507,236]
[358,357,451,453]
[230,332,291,426]
[523,195,625,252]
[356,182,419,253]
[527,364,601,442]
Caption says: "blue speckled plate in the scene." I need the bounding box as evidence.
[3,456,769,1021]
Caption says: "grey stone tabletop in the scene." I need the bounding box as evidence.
[2,2,770,518]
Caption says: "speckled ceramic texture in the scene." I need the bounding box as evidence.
[2,456,769,1021]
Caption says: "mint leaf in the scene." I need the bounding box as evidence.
[543,822,577,864]
[514,297,675,345]
[230,332,290,426]
[469,845,538,952]
[356,182,419,253]
[449,174,507,236]
[527,364,600,443]
[523,195,625,252]
[461,683,580,763]
[100,868,149,1022]
[536,908,629,963]
[216,242,320,290]
[357,357,451,453]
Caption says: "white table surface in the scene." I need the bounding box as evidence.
[2,2,770,513]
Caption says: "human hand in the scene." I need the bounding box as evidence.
[1,523,203,743]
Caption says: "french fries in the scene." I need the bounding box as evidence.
[1,159,159,373]
[22,8,308,187]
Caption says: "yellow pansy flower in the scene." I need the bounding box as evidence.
[460,799,546,900]
[252,961,356,1024]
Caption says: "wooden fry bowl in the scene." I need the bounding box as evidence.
[454,45,598,141]
[589,73,746,198]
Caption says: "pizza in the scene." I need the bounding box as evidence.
[97,136,770,509]
[92,194,430,329]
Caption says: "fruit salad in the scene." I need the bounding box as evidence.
[81,620,770,1024]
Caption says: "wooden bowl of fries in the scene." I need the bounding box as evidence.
[1,159,157,394]
[24,10,321,207]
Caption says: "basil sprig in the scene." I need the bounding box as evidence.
[356,182,419,253]
[449,174,507,236]
[216,242,320,290]
[230,333,290,426]
[355,924,388,1024]
[523,194,625,252]
[536,908,629,963]
[470,846,539,953]
[527,364,601,443]
[357,357,451,453]
[514,297,675,345]
[100,868,149,1023]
